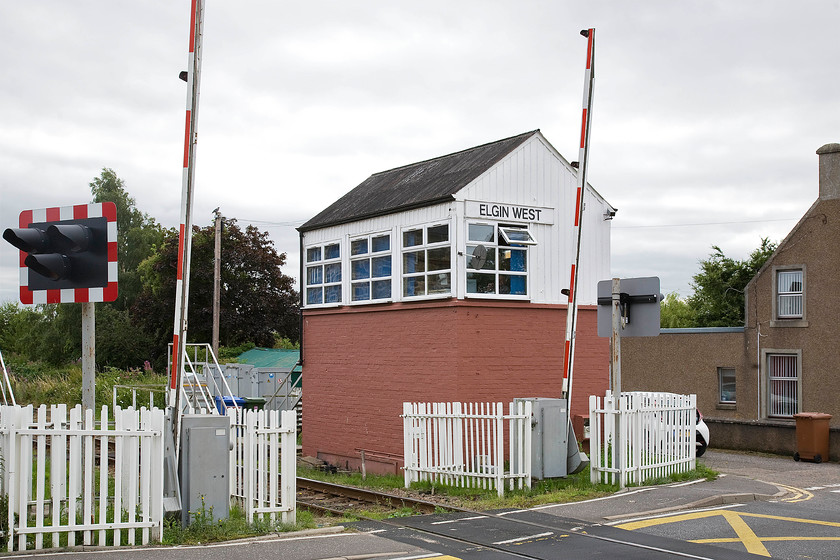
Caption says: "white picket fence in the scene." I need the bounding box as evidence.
[227,408,296,525]
[0,404,164,552]
[402,401,532,497]
[589,391,696,487]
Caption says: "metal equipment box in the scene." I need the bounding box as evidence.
[179,414,231,525]
[514,397,569,479]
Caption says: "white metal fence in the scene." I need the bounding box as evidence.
[0,404,164,552]
[402,401,532,497]
[228,408,296,525]
[589,391,696,487]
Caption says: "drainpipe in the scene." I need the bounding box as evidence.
[298,230,305,364]
[756,323,761,419]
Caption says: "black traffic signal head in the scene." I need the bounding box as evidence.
[4,203,118,304]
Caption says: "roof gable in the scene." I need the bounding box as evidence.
[299,130,540,232]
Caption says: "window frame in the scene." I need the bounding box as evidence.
[717,367,736,404]
[465,221,532,300]
[763,350,801,419]
[771,265,807,327]
[349,231,393,304]
[304,240,342,307]
[400,222,453,300]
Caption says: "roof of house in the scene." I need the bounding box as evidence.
[298,130,540,232]
[236,347,301,370]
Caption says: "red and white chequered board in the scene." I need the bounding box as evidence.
[16,202,118,304]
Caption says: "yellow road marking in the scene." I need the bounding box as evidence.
[773,482,814,503]
[694,537,840,543]
[720,510,769,556]
[616,508,840,555]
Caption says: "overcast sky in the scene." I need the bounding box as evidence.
[2,0,838,306]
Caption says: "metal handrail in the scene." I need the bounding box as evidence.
[265,359,302,413]
[0,348,17,406]
[167,342,241,414]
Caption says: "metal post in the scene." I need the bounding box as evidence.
[81,302,95,411]
[611,277,621,395]
[212,209,221,357]
[610,277,624,487]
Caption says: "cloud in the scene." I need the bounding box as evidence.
[1,0,839,307]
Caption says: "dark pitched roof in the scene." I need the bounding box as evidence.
[299,130,540,232]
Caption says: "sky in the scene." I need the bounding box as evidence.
[2,0,839,305]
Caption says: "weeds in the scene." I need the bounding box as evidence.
[162,501,317,545]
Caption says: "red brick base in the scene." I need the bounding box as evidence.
[301,299,608,474]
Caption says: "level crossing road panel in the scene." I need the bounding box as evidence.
[353,509,757,559]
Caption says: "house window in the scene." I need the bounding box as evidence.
[466,222,532,297]
[767,354,798,418]
[350,233,392,302]
[776,269,803,319]
[401,223,451,298]
[718,367,736,403]
[305,242,341,306]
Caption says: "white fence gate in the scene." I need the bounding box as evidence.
[0,404,164,552]
[402,401,532,497]
[228,408,296,525]
[589,391,696,487]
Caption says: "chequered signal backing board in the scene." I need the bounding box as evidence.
[17,202,118,304]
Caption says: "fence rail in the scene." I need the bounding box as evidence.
[402,401,532,497]
[228,408,296,525]
[589,391,696,487]
[0,404,164,552]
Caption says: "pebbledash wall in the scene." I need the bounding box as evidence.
[298,131,615,474]
[621,144,840,461]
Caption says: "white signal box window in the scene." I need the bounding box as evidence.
[305,242,342,306]
[466,223,533,298]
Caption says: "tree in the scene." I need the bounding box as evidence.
[89,168,165,309]
[659,293,697,328]
[688,238,776,327]
[134,218,299,368]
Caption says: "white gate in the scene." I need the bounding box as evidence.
[0,404,164,552]
[402,401,532,497]
[228,408,296,525]
[589,391,696,487]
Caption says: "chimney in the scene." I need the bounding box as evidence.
[817,143,840,199]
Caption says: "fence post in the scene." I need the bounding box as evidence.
[493,403,503,497]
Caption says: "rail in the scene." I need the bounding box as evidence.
[296,477,463,516]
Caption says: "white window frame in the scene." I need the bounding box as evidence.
[465,221,532,300]
[304,241,342,307]
[349,232,393,304]
[774,267,804,320]
[763,350,801,419]
[400,222,452,300]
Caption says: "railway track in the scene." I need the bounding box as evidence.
[296,477,465,516]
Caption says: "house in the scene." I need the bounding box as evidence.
[621,143,840,459]
[298,130,616,474]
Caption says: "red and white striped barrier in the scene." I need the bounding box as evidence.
[562,28,596,403]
